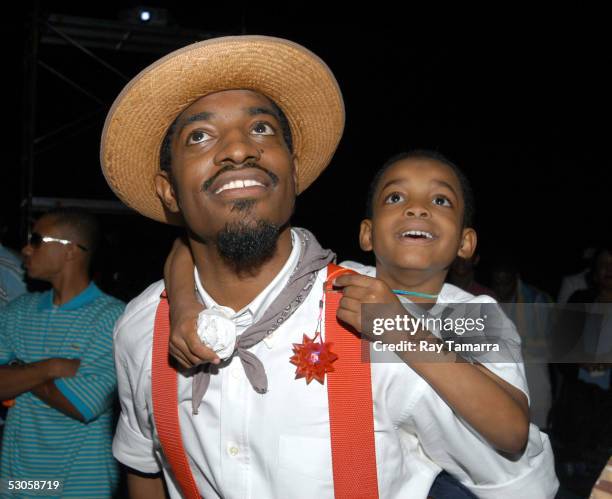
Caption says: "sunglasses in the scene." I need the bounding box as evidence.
[28,232,88,252]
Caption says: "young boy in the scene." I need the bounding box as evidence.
[163,150,558,496]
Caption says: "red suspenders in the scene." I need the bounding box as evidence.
[152,291,201,499]
[151,264,379,498]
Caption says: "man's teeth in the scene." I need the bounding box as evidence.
[402,230,434,239]
[215,179,265,194]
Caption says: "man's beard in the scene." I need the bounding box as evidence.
[216,219,283,274]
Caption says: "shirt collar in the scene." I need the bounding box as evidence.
[38,281,102,311]
[194,229,301,323]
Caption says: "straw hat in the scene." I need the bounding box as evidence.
[100,35,345,224]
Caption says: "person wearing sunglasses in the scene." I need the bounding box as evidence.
[27,232,90,252]
[0,208,125,498]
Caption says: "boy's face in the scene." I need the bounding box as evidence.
[360,158,476,275]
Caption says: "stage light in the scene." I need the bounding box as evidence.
[119,7,168,26]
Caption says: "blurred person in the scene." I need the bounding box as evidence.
[558,247,595,304]
[0,218,27,436]
[0,208,124,498]
[569,245,612,304]
[447,251,497,299]
[566,244,612,397]
[550,245,612,496]
[491,258,553,305]
[490,257,553,430]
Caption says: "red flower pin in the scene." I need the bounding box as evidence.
[290,333,338,385]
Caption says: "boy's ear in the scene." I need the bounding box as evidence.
[359,219,374,252]
[457,228,477,259]
[155,171,180,213]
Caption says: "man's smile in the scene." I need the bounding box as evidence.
[215,179,266,194]
[205,166,277,200]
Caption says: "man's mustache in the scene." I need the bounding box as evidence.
[202,163,279,192]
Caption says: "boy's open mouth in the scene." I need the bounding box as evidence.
[399,230,435,240]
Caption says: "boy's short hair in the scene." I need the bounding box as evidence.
[365,149,475,228]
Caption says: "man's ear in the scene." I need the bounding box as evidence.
[64,243,78,263]
[292,155,300,193]
[155,171,180,213]
[359,219,374,252]
[457,228,477,259]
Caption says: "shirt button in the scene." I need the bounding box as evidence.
[227,443,240,457]
[231,368,240,380]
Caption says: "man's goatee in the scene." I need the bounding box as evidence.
[216,220,281,274]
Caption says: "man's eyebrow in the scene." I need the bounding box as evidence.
[177,112,215,133]
[247,106,278,118]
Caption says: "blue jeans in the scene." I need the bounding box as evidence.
[428,471,478,499]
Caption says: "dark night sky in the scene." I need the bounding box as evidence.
[2,2,610,299]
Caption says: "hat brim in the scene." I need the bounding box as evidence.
[100,35,345,224]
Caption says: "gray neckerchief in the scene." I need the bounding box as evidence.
[190,228,335,414]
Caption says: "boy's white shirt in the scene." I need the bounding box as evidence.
[339,260,530,403]
[112,248,559,499]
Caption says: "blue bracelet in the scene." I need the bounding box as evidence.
[392,289,439,300]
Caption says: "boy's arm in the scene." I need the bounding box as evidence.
[399,348,529,454]
[164,238,219,368]
[335,273,529,454]
[407,371,558,498]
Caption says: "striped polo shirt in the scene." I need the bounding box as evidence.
[0,283,124,498]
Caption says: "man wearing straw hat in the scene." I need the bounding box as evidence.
[103,36,557,498]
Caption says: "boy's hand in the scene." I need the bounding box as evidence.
[169,300,221,369]
[333,274,405,337]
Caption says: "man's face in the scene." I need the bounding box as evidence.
[360,158,475,275]
[156,89,297,241]
[21,216,69,282]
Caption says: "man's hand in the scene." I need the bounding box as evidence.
[42,358,80,379]
[169,300,220,369]
[334,274,405,336]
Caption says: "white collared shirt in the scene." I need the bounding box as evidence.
[193,228,301,345]
[113,253,558,499]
